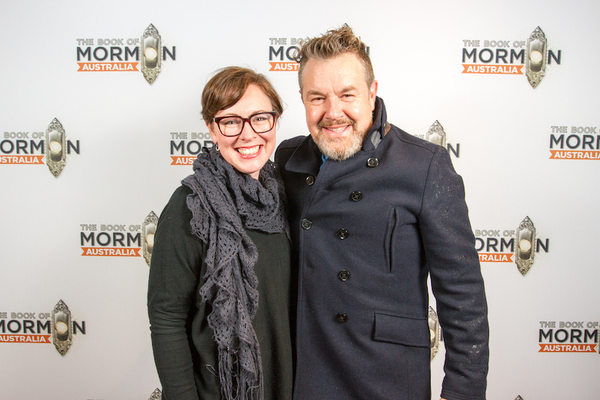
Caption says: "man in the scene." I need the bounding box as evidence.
[275,26,489,400]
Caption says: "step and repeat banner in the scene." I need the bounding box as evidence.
[1,0,598,399]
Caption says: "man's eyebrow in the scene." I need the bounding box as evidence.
[340,85,358,93]
[305,89,325,96]
[305,86,358,97]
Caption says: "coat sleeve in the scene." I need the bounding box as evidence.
[418,147,489,400]
[147,186,205,400]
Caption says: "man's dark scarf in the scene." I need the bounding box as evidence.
[182,147,288,400]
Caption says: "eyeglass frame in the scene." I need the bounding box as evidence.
[212,111,278,137]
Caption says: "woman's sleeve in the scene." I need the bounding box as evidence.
[148,186,205,400]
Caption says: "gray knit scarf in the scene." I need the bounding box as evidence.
[181,146,288,400]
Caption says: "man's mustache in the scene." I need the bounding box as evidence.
[317,118,356,130]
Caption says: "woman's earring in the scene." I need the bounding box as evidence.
[215,143,220,151]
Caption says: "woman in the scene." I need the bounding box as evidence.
[148,67,293,400]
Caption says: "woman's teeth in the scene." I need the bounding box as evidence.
[237,145,260,155]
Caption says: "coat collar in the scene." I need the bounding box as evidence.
[285,97,389,175]
[363,96,387,152]
[284,134,323,174]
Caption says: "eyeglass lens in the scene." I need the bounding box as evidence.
[218,112,275,136]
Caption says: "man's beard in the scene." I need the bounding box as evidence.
[313,118,368,161]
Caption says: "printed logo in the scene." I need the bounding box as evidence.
[45,118,67,177]
[461,26,562,88]
[0,300,86,356]
[549,125,600,160]
[539,320,599,353]
[80,213,157,264]
[169,131,214,166]
[429,306,442,361]
[268,37,302,71]
[76,24,176,84]
[476,216,549,275]
[80,223,143,257]
[1,118,80,177]
[413,120,461,158]
[142,211,158,266]
[267,36,371,73]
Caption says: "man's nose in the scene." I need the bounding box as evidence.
[324,97,343,119]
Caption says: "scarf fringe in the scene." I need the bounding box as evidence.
[218,345,264,400]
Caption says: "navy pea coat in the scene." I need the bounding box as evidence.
[275,98,489,400]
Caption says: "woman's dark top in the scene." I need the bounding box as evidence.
[148,185,294,400]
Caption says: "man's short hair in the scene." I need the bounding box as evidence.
[296,25,375,90]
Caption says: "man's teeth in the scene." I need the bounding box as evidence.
[237,145,260,155]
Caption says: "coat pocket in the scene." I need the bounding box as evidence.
[383,207,395,272]
[373,312,430,348]
[383,206,422,274]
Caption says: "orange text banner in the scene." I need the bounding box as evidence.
[479,253,514,262]
[0,334,51,344]
[0,155,44,164]
[77,62,139,72]
[462,64,523,74]
[171,156,195,165]
[550,150,600,160]
[81,247,141,257]
[539,344,598,353]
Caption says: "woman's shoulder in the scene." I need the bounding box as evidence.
[155,185,195,232]
[165,185,192,209]
[170,184,194,202]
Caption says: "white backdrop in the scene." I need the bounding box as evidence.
[1,0,599,399]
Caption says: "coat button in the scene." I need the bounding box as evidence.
[336,313,348,323]
[301,219,312,230]
[306,175,315,186]
[337,228,349,240]
[350,191,362,202]
[366,157,379,168]
[338,269,351,281]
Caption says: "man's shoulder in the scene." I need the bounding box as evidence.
[277,135,307,150]
[275,135,308,166]
[388,123,441,154]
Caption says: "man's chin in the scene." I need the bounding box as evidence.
[317,141,362,161]
[313,130,366,161]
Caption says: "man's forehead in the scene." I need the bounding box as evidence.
[301,54,368,87]
[304,84,359,96]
